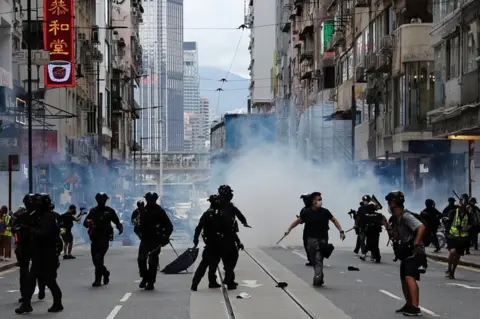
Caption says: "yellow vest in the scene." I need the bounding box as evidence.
[449,209,469,238]
[0,215,11,237]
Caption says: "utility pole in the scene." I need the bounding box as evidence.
[97,61,103,158]
[350,0,356,165]
[26,0,33,193]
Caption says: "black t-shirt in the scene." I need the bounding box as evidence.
[60,213,75,231]
[299,207,333,239]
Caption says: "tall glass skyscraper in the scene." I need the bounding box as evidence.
[183,42,199,114]
[136,0,184,152]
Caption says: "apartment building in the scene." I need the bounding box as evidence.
[247,0,276,113]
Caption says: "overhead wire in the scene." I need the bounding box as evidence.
[215,28,244,115]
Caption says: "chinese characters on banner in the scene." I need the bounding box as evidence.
[43,0,75,87]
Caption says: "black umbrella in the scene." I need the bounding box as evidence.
[161,247,199,274]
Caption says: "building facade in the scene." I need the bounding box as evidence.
[247,0,276,113]
[199,96,210,149]
[270,0,478,196]
[183,41,199,151]
[138,0,184,152]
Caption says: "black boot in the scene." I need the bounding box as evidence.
[47,300,64,313]
[209,282,221,288]
[191,283,198,291]
[145,283,154,290]
[38,289,46,300]
[15,302,33,314]
[139,278,147,289]
[92,275,102,287]
[103,271,110,285]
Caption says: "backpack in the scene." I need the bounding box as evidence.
[405,210,431,247]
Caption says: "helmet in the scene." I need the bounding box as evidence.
[300,193,312,206]
[218,185,233,199]
[208,194,220,209]
[49,203,55,210]
[448,197,456,203]
[38,193,52,207]
[95,192,109,203]
[460,193,469,205]
[425,199,435,207]
[470,197,477,205]
[137,200,145,208]
[385,191,405,206]
[23,194,36,206]
[144,192,159,202]
[362,195,372,202]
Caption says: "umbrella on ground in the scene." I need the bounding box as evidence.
[161,247,199,274]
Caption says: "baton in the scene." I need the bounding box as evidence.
[345,227,355,233]
[276,234,287,245]
[453,190,460,200]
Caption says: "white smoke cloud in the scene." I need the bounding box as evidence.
[213,141,391,249]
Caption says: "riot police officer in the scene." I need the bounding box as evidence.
[420,199,442,252]
[15,194,63,314]
[217,185,248,289]
[131,200,144,238]
[136,192,173,290]
[83,193,123,287]
[191,194,225,291]
[11,194,47,303]
[358,195,384,263]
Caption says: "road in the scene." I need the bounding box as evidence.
[1,243,480,318]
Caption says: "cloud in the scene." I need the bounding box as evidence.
[184,0,250,78]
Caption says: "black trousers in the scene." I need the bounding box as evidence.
[137,238,162,284]
[221,242,238,285]
[192,245,221,286]
[91,239,110,281]
[429,226,440,249]
[24,251,62,303]
[358,232,367,254]
[366,232,381,261]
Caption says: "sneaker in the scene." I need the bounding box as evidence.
[208,282,221,288]
[418,265,426,274]
[191,284,198,291]
[145,283,154,290]
[395,304,408,313]
[139,279,147,289]
[47,302,64,313]
[403,305,421,316]
[305,262,313,267]
[15,303,33,314]
[103,271,110,285]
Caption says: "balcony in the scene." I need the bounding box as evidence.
[299,18,314,39]
[461,70,480,106]
[392,23,433,75]
[317,53,335,68]
[299,41,314,62]
[355,66,366,83]
[300,60,313,80]
[333,31,345,47]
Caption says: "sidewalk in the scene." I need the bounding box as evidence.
[426,248,480,269]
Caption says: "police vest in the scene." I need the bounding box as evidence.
[449,209,469,238]
[0,215,11,237]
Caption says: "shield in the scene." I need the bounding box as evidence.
[161,247,199,274]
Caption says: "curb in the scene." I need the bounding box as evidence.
[0,240,87,273]
[426,253,480,269]
[0,261,19,272]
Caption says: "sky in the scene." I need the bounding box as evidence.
[183,0,250,78]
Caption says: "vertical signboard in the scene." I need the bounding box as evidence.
[43,0,75,87]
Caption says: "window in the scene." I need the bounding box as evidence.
[434,45,445,107]
[393,76,405,128]
[347,51,353,79]
[463,26,478,73]
[356,35,364,66]
[404,62,435,128]
[447,36,460,79]
[342,58,347,82]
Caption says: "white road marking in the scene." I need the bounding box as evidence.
[340,271,345,274]
[356,279,363,283]
[292,250,308,260]
[379,290,440,317]
[6,289,19,293]
[120,293,131,302]
[445,283,480,289]
[106,305,122,319]
[134,280,141,283]
[240,280,263,288]
[280,244,288,250]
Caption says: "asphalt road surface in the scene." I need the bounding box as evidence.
[1,243,480,318]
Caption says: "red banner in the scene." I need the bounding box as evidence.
[43,0,75,87]
[21,130,58,163]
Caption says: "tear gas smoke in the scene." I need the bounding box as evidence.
[215,145,390,249]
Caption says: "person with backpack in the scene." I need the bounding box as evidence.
[444,193,474,279]
[385,191,426,317]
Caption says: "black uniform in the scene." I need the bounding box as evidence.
[136,202,173,290]
[420,201,441,251]
[84,202,123,287]
[359,204,384,263]
[191,205,227,290]
[15,196,63,314]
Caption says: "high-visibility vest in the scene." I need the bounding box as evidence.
[0,215,11,237]
[449,209,469,238]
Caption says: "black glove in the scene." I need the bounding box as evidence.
[243,223,252,228]
[159,235,170,247]
[117,225,123,235]
[238,243,244,251]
